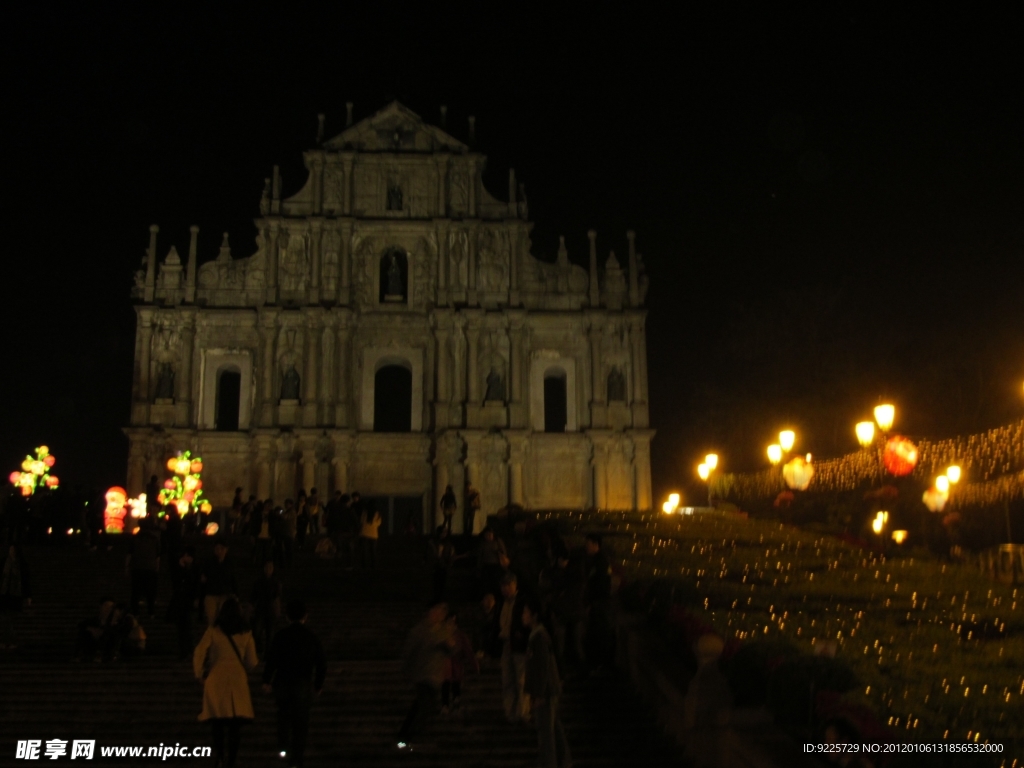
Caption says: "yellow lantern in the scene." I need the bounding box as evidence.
[767,444,783,465]
[704,453,719,471]
[935,475,950,494]
[922,487,948,513]
[855,421,875,447]
[782,456,814,491]
[891,530,908,545]
[874,404,895,433]
[946,465,961,484]
[697,463,710,481]
[166,457,178,472]
[779,430,795,452]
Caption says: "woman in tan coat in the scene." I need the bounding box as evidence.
[193,597,257,767]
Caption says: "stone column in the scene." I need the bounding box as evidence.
[177,312,196,424]
[509,316,525,403]
[435,321,451,403]
[339,221,353,304]
[303,311,320,424]
[342,155,354,215]
[509,226,520,306]
[591,437,608,509]
[590,319,604,403]
[309,220,323,303]
[334,316,351,427]
[435,221,449,305]
[638,318,649,403]
[255,434,275,499]
[332,455,348,496]
[320,313,336,425]
[258,310,278,426]
[632,434,653,511]
[138,312,154,405]
[466,320,480,404]
[509,439,528,506]
[144,225,158,302]
[467,225,478,306]
[435,155,448,216]
[266,222,280,304]
[301,448,317,494]
[312,154,324,214]
[630,319,644,405]
[468,158,478,218]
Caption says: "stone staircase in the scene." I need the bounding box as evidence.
[0,537,684,767]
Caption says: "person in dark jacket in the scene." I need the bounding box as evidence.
[0,541,31,650]
[583,533,612,671]
[252,560,283,655]
[262,599,327,768]
[167,546,200,659]
[396,602,454,748]
[200,539,238,625]
[522,598,572,768]
[499,573,531,723]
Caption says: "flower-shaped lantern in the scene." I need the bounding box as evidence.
[782,455,814,491]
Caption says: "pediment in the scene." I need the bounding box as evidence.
[323,101,467,153]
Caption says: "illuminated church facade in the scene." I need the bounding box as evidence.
[125,101,653,532]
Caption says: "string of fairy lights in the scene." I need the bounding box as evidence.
[707,417,1024,508]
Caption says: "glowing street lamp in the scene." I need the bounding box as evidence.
[872,510,889,535]
[767,444,783,465]
[891,530,908,545]
[935,475,950,494]
[704,453,719,471]
[855,421,875,448]
[946,465,962,485]
[662,492,681,514]
[874,404,895,434]
[697,463,710,481]
[779,430,795,453]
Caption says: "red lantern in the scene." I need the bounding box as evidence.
[43,455,56,467]
[164,479,176,490]
[882,436,918,477]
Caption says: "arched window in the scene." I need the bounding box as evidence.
[374,364,412,432]
[215,366,241,431]
[379,247,408,303]
[543,368,568,433]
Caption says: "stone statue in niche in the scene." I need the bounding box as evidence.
[155,363,175,400]
[281,365,301,401]
[387,183,403,211]
[607,366,627,402]
[259,178,271,215]
[484,367,505,402]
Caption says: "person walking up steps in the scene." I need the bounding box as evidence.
[262,599,327,768]
[396,602,454,749]
[359,502,382,569]
[523,597,572,768]
[193,597,257,768]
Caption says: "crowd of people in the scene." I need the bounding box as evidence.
[1,484,612,768]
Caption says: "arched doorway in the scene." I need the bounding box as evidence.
[215,367,241,431]
[374,364,412,432]
[543,368,567,433]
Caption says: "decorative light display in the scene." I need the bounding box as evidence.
[8,445,59,497]
[767,444,783,465]
[157,451,209,516]
[782,455,814,490]
[710,420,1023,508]
[922,486,948,513]
[104,487,128,533]
[662,493,681,514]
[205,522,220,536]
[882,436,919,477]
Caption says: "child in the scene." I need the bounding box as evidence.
[441,613,478,713]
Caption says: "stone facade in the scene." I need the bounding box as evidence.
[125,102,653,533]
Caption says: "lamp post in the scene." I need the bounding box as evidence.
[855,421,875,448]
[697,455,717,507]
[779,430,796,453]
[767,444,782,465]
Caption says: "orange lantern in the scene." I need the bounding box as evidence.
[166,457,178,472]
[882,436,918,476]
[190,460,204,474]
[205,522,220,536]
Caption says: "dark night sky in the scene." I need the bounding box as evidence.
[3,5,1022,505]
